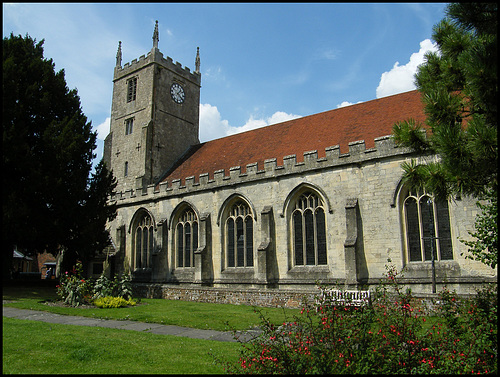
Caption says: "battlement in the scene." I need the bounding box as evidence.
[109,134,416,204]
[114,47,200,85]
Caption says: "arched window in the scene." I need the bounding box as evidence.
[292,191,327,266]
[403,189,453,262]
[225,200,253,268]
[175,208,198,268]
[134,213,154,269]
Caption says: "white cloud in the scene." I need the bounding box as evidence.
[200,103,301,141]
[95,117,110,140]
[337,100,363,108]
[199,103,231,142]
[376,39,439,98]
[267,111,301,125]
[226,111,301,136]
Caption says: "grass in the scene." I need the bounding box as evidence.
[2,283,300,332]
[2,282,301,374]
[2,317,240,374]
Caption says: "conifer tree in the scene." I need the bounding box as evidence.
[3,33,117,277]
[392,3,497,268]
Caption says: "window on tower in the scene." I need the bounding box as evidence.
[125,118,134,135]
[124,161,129,177]
[127,77,137,102]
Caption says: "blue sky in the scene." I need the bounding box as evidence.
[3,3,447,168]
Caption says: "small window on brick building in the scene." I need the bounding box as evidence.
[127,77,137,102]
[125,118,133,135]
[124,161,128,177]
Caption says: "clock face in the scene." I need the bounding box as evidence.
[170,83,185,104]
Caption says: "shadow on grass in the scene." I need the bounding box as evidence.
[2,280,59,301]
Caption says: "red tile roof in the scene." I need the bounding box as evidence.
[160,90,427,186]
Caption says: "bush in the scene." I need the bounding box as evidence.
[56,261,135,307]
[219,262,497,374]
[92,274,115,300]
[93,296,136,309]
[56,261,93,307]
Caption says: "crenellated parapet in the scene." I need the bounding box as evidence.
[109,134,417,204]
[114,47,200,86]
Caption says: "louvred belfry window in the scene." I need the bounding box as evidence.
[127,77,137,102]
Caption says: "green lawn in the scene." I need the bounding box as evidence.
[2,283,300,332]
[2,282,301,374]
[3,317,240,374]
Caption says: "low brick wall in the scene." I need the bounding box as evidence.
[132,283,317,309]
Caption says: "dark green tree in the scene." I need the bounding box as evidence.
[3,33,116,278]
[392,3,497,268]
[67,160,117,275]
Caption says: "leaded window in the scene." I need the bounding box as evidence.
[292,191,327,266]
[134,213,154,269]
[225,200,254,268]
[403,189,453,262]
[176,208,198,268]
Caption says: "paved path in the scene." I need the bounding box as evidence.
[2,305,261,343]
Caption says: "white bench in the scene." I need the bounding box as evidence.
[316,289,371,309]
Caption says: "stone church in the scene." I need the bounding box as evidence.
[101,22,495,306]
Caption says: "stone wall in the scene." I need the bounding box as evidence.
[106,133,496,297]
[132,283,317,308]
[131,282,490,314]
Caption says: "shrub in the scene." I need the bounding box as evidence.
[92,274,115,300]
[219,262,497,374]
[92,273,133,300]
[56,261,93,307]
[93,296,136,309]
[56,261,135,307]
[114,273,133,300]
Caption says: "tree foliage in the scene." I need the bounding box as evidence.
[2,33,116,277]
[392,3,497,268]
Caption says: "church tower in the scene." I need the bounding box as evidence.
[104,20,201,193]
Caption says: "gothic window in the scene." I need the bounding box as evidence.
[127,77,137,102]
[225,200,254,268]
[403,189,453,262]
[125,118,134,135]
[134,212,154,269]
[124,161,128,177]
[292,191,327,266]
[175,208,198,268]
